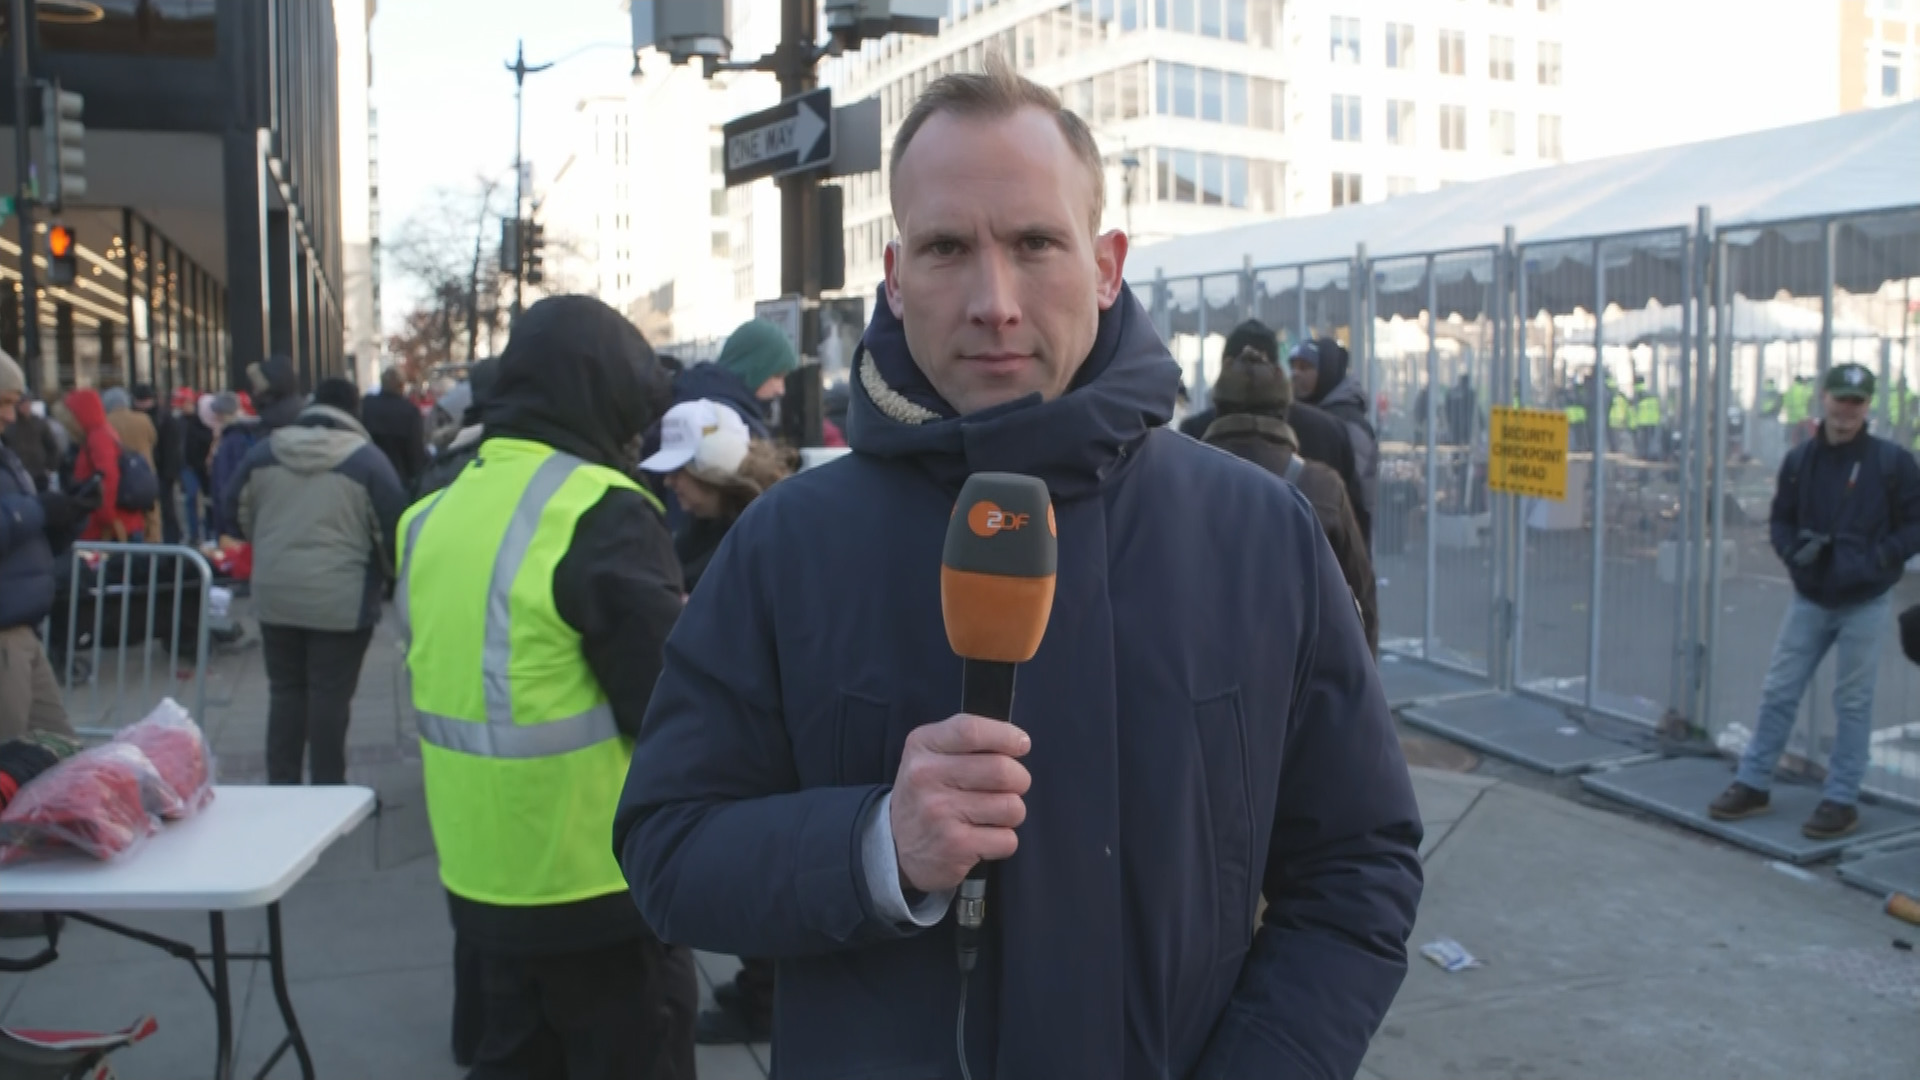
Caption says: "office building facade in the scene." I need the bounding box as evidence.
[820,0,1571,304]
[0,0,345,395]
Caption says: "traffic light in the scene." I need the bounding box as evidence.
[524,220,545,286]
[47,225,77,286]
[41,83,86,211]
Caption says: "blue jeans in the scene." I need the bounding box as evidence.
[179,471,205,547]
[1735,591,1891,805]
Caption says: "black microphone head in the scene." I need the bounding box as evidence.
[941,472,1058,663]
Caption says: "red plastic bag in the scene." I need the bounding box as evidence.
[112,699,216,817]
[0,743,179,865]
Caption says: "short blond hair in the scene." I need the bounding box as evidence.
[889,52,1106,232]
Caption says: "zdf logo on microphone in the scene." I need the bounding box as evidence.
[968,501,1030,538]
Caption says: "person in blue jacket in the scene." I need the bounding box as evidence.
[615,58,1423,1080]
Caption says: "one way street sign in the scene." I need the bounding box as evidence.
[723,88,833,187]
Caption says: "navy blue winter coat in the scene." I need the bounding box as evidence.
[0,444,53,630]
[616,285,1424,1080]
[1770,426,1920,609]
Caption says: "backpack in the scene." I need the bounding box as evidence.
[82,441,159,513]
[114,449,159,512]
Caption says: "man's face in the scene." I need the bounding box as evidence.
[1825,392,1869,440]
[885,107,1127,416]
[1290,360,1319,399]
[756,375,786,402]
[0,391,17,429]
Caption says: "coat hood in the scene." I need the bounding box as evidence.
[482,294,671,471]
[673,362,771,436]
[1301,336,1351,407]
[843,282,1179,500]
[64,388,108,431]
[268,405,370,476]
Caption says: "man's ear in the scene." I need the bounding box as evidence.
[883,240,906,320]
[1093,229,1129,311]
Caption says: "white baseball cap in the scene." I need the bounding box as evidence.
[640,399,751,478]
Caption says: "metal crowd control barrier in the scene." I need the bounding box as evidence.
[55,542,214,737]
[1145,200,1920,807]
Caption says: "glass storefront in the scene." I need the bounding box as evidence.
[0,207,226,398]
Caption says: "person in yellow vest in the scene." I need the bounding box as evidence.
[1630,376,1662,460]
[397,295,695,1079]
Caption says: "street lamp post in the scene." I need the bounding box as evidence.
[505,40,552,321]
[502,40,635,322]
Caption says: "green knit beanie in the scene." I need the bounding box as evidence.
[716,319,799,392]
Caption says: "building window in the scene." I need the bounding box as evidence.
[1537,113,1563,160]
[1386,99,1414,146]
[1440,104,1466,151]
[1252,76,1283,131]
[1539,0,1561,11]
[37,0,218,57]
[1158,0,1259,41]
[710,189,728,217]
[1152,148,1268,210]
[710,147,723,173]
[1490,0,1513,7]
[1489,37,1515,81]
[711,232,730,259]
[1330,16,1360,64]
[1490,109,1516,155]
[1331,172,1362,208]
[1884,50,1904,99]
[1385,22,1413,70]
[1118,63,1146,118]
[1331,94,1361,142]
[1538,41,1562,85]
[1439,30,1466,76]
[1153,62,1273,128]
[1387,176,1417,198]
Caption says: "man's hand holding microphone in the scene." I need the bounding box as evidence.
[891,713,1033,894]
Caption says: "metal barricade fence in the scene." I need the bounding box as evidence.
[1145,203,1920,807]
[1705,207,1920,807]
[52,542,214,737]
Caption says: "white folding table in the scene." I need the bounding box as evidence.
[0,785,376,1080]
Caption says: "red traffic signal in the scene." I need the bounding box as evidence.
[47,225,77,286]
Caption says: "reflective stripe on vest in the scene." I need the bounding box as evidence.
[399,449,621,759]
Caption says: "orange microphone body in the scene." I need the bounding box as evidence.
[940,472,1058,972]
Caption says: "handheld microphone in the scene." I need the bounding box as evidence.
[940,472,1057,975]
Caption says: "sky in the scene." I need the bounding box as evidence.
[371,0,642,328]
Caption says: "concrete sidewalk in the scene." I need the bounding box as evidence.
[5,615,1918,1078]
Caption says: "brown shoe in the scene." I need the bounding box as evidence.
[1708,781,1771,821]
[1801,800,1859,840]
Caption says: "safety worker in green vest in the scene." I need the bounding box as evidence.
[1786,375,1817,445]
[1631,376,1662,460]
[396,295,696,1079]
[1606,374,1630,453]
[1759,377,1784,421]
[1564,386,1589,453]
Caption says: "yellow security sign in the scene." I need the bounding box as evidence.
[1488,406,1569,501]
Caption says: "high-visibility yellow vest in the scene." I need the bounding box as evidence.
[1609,393,1630,428]
[1632,396,1661,429]
[396,437,658,907]
[1787,383,1814,421]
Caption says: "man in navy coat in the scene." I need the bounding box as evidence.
[617,57,1423,1080]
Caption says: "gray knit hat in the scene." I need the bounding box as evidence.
[0,348,23,399]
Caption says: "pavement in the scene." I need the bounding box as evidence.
[5,608,1919,1079]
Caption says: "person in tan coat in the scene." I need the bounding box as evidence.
[103,387,159,538]
[1204,349,1379,652]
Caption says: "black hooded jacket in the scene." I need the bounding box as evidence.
[447,296,686,954]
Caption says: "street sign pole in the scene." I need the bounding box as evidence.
[778,0,818,303]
